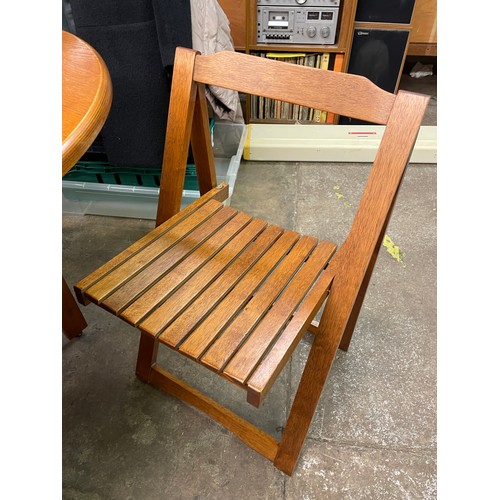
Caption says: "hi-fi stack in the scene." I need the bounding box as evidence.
[257,0,341,45]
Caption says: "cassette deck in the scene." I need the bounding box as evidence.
[257,0,340,45]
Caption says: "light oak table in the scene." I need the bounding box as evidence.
[62,30,112,338]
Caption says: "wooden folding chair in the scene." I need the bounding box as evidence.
[74,48,429,475]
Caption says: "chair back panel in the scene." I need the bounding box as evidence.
[158,48,430,281]
[193,50,397,125]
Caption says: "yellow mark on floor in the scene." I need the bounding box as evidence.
[333,184,353,207]
[334,184,405,264]
[383,235,405,266]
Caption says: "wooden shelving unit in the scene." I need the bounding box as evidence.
[407,0,437,56]
[242,0,358,124]
[217,0,247,51]
[248,51,345,124]
[217,0,436,124]
[246,0,357,59]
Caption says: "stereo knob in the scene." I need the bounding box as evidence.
[307,26,317,38]
[320,26,331,38]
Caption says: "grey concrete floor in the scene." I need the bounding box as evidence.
[62,75,437,499]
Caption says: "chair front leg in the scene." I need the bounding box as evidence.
[274,275,354,475]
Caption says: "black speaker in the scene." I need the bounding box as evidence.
[340,28,409,125]
[355,0,416,24]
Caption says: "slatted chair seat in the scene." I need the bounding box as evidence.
[74,47,429,475]
[76,196,337,407]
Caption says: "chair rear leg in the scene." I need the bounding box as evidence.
[338,243,380,351]
[136,331,159,383]
[62,276,87,339]
[339,198,396,351]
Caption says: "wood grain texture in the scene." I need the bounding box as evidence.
[138,221,281,339]
[161,223,282,349]
[62,30,112,339]
[200,235,317,372]
[135,331,158,383]
[194,51,396,125]
[119,210,253,325]
[333,91,430,284]
[62,276,87,338]
[191,83,218,194]
[307,320,320,335]
[410,0,437,45]
[273,91,430,475]
[74,183,229,305]
[339,196,396,352]
[75,47,430,476]
[167,226,294,353]
[149,365,279,461]
[222,241,337,387]
[217,0,247,50]
[247,266,335,407]
[85,200,224,304]
[156,48,199,226]
[62,31,112,175]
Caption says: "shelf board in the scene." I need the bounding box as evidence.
[407,43,437,57]
[353,22,412,31]
[248,44,345,54]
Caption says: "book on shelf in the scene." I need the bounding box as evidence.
[249,51,343,124]
[266,52,306,121]
[314,53,331,123]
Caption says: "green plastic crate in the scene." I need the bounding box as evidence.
[62,121,246,220]
[63,162,199,191]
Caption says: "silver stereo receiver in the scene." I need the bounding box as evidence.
[257,0,340,45]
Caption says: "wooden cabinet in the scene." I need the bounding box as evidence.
[217,0,358,124]
[408,0,437,56]
[217,0,436,124]
[217,0,247,51]
[246,0,357,58]
[218,0,436,58]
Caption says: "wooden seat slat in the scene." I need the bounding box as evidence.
[163,229,300,353]
[101,206,242,315]
[246,264,336,407]
[123,214,265,327]
[223,240,337,386]
[74,184,229,302]
[200,235,318,372]
[159,224,283,350]
[84,200,224,304]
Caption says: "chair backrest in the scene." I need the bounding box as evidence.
[156,47,429,300]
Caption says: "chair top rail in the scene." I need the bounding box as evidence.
[193,50,396,125]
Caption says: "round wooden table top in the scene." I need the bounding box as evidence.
[62,30,112,176]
